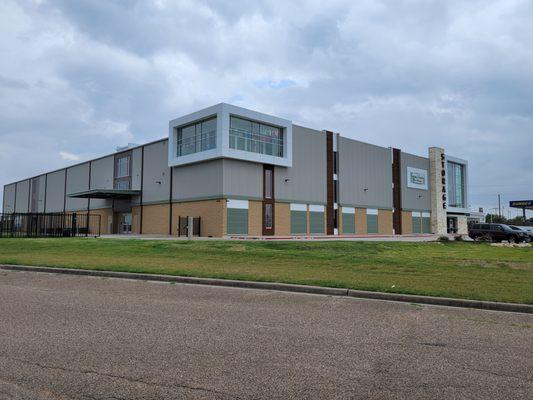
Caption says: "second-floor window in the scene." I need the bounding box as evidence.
[176,117,217,157]
[114,152,131,189]
[229,116,284,157]
[116,155,130,178]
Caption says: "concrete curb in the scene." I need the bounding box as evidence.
[1,264,532,314]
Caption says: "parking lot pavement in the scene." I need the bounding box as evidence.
[0,270,532,400]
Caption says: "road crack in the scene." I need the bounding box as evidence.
[1,355,242,399]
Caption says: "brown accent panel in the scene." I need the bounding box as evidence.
[392,148,402,234]
[325,131,334,235]
[262,164,275,235]
[140,145,144,234]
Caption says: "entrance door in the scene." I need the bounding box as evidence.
[447,217,457,234]
[118,213,132,234]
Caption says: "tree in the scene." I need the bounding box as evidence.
[485,214,507,223]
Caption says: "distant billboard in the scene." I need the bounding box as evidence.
[509,200,533,209]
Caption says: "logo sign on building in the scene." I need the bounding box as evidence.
[406,167,428,190]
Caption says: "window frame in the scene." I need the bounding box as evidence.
[229,116,284,158]
[114,151,132,190]
[176,116,217,158]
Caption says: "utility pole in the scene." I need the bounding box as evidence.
[498,194,501,217]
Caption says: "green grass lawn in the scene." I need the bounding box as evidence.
[0,238,532,304]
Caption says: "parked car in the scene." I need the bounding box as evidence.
[468,223,528,243]
[513,226,533,242]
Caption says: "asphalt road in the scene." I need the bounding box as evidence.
[0,270,531,399]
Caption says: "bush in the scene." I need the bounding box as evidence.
[437,235,450,242]
[454,234,464,241]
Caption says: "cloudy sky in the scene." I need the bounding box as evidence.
[1,0,532,217]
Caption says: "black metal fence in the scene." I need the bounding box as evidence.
[0,213,101,238]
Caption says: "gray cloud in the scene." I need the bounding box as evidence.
[1,0,532,216]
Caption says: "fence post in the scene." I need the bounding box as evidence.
[86,212,89,237]
[71,213,77,237]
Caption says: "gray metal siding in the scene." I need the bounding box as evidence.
[3,184,16,213]
[275,125,327,204]
[36,175,46,213]
[173,159,223,201]
[45,170,66,212]
[222,159,262,199]
[131,147,142,190]
[15,180,30,213]
[142,140,171,204]
[401,152,431,211]
[130,148,143,205]
[65,163,90,211]
[90,156,114,210]
[338,137,393,209]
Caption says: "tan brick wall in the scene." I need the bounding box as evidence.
[142,204,171,235]
[401,211,413,234]
[89,208,113,234]
[171,199,225,237]
[275,202,290,236]
[132,206,141,234]
[355,208,366,234]
[66,209,112,235]
[248,200,263,236]
[378,209,393,235]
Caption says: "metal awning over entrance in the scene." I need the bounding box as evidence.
[67,189,141,199]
